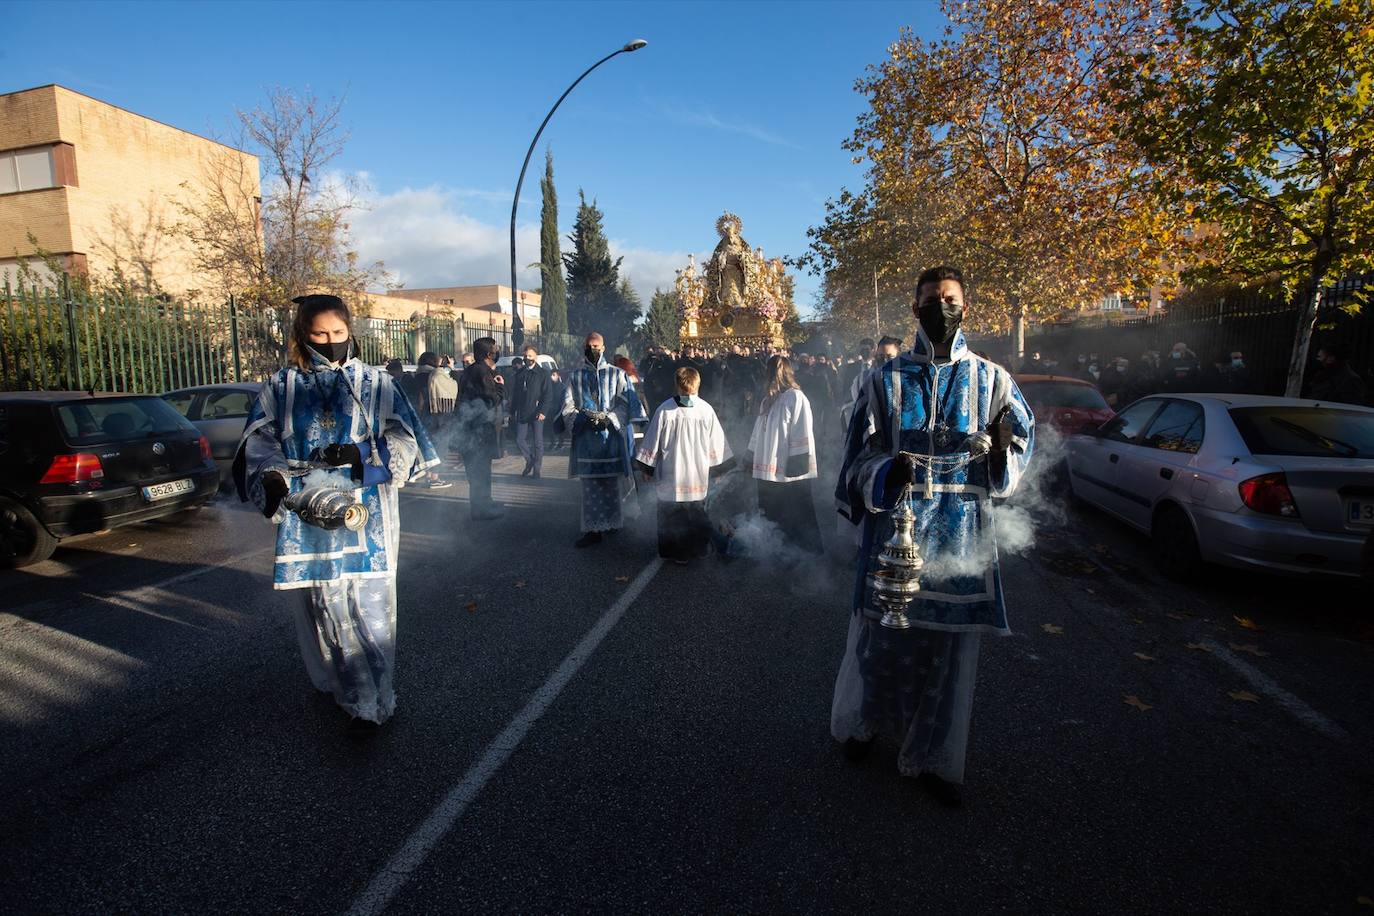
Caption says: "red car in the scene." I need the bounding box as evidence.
[1014,374,1116,436]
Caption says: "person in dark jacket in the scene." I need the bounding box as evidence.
[511,344,554,478]
[456,337,505,520]
[1305,344,1368,405]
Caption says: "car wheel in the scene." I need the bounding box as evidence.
[0,497,58,569]
[1152,503,1202,581]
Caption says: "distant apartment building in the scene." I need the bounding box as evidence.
[0,84,261,294]
[371,284,542,331]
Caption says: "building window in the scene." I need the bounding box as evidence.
[0,147,58,194]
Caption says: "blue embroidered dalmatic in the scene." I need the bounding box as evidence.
[560,358,643,479]
[235,355,440,589]
[836,329,1035,634]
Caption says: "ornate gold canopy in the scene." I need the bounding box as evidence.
[675,212,791,350]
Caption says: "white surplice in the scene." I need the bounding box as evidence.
[635,396,732,502]
[747,387,818,483]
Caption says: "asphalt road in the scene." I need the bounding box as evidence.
[2,449,1370,915]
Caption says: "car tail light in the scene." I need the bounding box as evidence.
[1238,472,1299,518]
[199,436,213,462]
[40,452,105,485]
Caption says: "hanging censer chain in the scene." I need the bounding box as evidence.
[867,484,925,630]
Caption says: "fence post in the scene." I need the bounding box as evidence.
[229,294,244,382]
[62,274,82,390]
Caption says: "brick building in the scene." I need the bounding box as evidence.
[0,84,261,294]
[371,284,541,330]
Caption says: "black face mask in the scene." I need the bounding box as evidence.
[585,347,603,364]
[917,300,963,346]
[309,338,352,364]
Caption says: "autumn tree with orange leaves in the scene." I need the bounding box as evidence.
[803,0,1187,356]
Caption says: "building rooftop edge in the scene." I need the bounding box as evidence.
[0,83,259,160]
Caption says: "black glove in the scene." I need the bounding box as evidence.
[319,443,362,467]
[886,451,919,490]
[316,443,364,480]
[986,405,1014,453]
[262,471,289,518]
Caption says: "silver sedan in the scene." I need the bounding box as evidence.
[162,383,261,486]
[1066,393,1374,579]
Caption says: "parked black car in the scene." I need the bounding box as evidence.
[0,391,220,568]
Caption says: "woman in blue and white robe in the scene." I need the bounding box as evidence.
[560,336,645,544]
[830,323,1033,787]
[234,297,439,726]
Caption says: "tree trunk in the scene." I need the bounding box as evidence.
[1285,249,1334,398]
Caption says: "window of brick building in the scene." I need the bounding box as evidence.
[1,147,56,193]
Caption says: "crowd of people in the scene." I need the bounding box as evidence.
[1016,340,1368,407]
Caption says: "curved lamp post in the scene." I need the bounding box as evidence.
[509,38,648,348]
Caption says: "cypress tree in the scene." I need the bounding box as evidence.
[537,150,568,335]
[563,191,624,345]
[637,287,681,351]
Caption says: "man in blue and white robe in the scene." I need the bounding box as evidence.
[831,267,1033,803]
[234,347,439,724]
[560,332,645,548]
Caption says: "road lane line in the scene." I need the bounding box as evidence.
[1201,639,1349,742]
[347,556,666,916]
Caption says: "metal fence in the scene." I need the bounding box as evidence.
[0,283,585,393]
[966,274,1373,397]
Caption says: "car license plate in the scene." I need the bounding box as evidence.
[1347,499,1374,528]
[143,478,195,502]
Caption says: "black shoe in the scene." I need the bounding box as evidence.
[574,531,603,548]
[521,463,533,477]
[918,772,963,807]
[842,737,874,762]
[531,469,541,479]
[472,506,506,521]
[346,716,382,737]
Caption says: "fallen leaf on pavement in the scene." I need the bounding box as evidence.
[1132,618,1145,624]
[1124,695,1153,712]
[1184,643,1212,652]
[1166,613,1185,620]
[1356,896,1373,907]
[1233,615,1262,631]
[1041,623,1064,635]
[614,575,630,583]
[513,580,527,589]
[1228,691,1260,702]
[1133,652,1155,662]
[465,601,478,613]
[1229,643,1269,657]
[1085,588,1096,595]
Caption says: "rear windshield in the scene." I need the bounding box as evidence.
[1229,406,1374,459]
[56,397,195,446]
[1021,381,1109,411]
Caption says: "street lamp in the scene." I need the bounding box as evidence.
[508,38,648,348]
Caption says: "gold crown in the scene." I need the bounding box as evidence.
[715,212,742,236]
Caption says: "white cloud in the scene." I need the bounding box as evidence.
[350,184,542,292]
[349,182,693,312]
[610,241,704,306]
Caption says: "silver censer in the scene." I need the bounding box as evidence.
[283,486,370,532]
[867,487,924,629]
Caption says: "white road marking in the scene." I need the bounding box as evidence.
[1202,639,1349,742]
[346,556,666,916]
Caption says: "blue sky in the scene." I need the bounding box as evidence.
[6,0,947,315]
